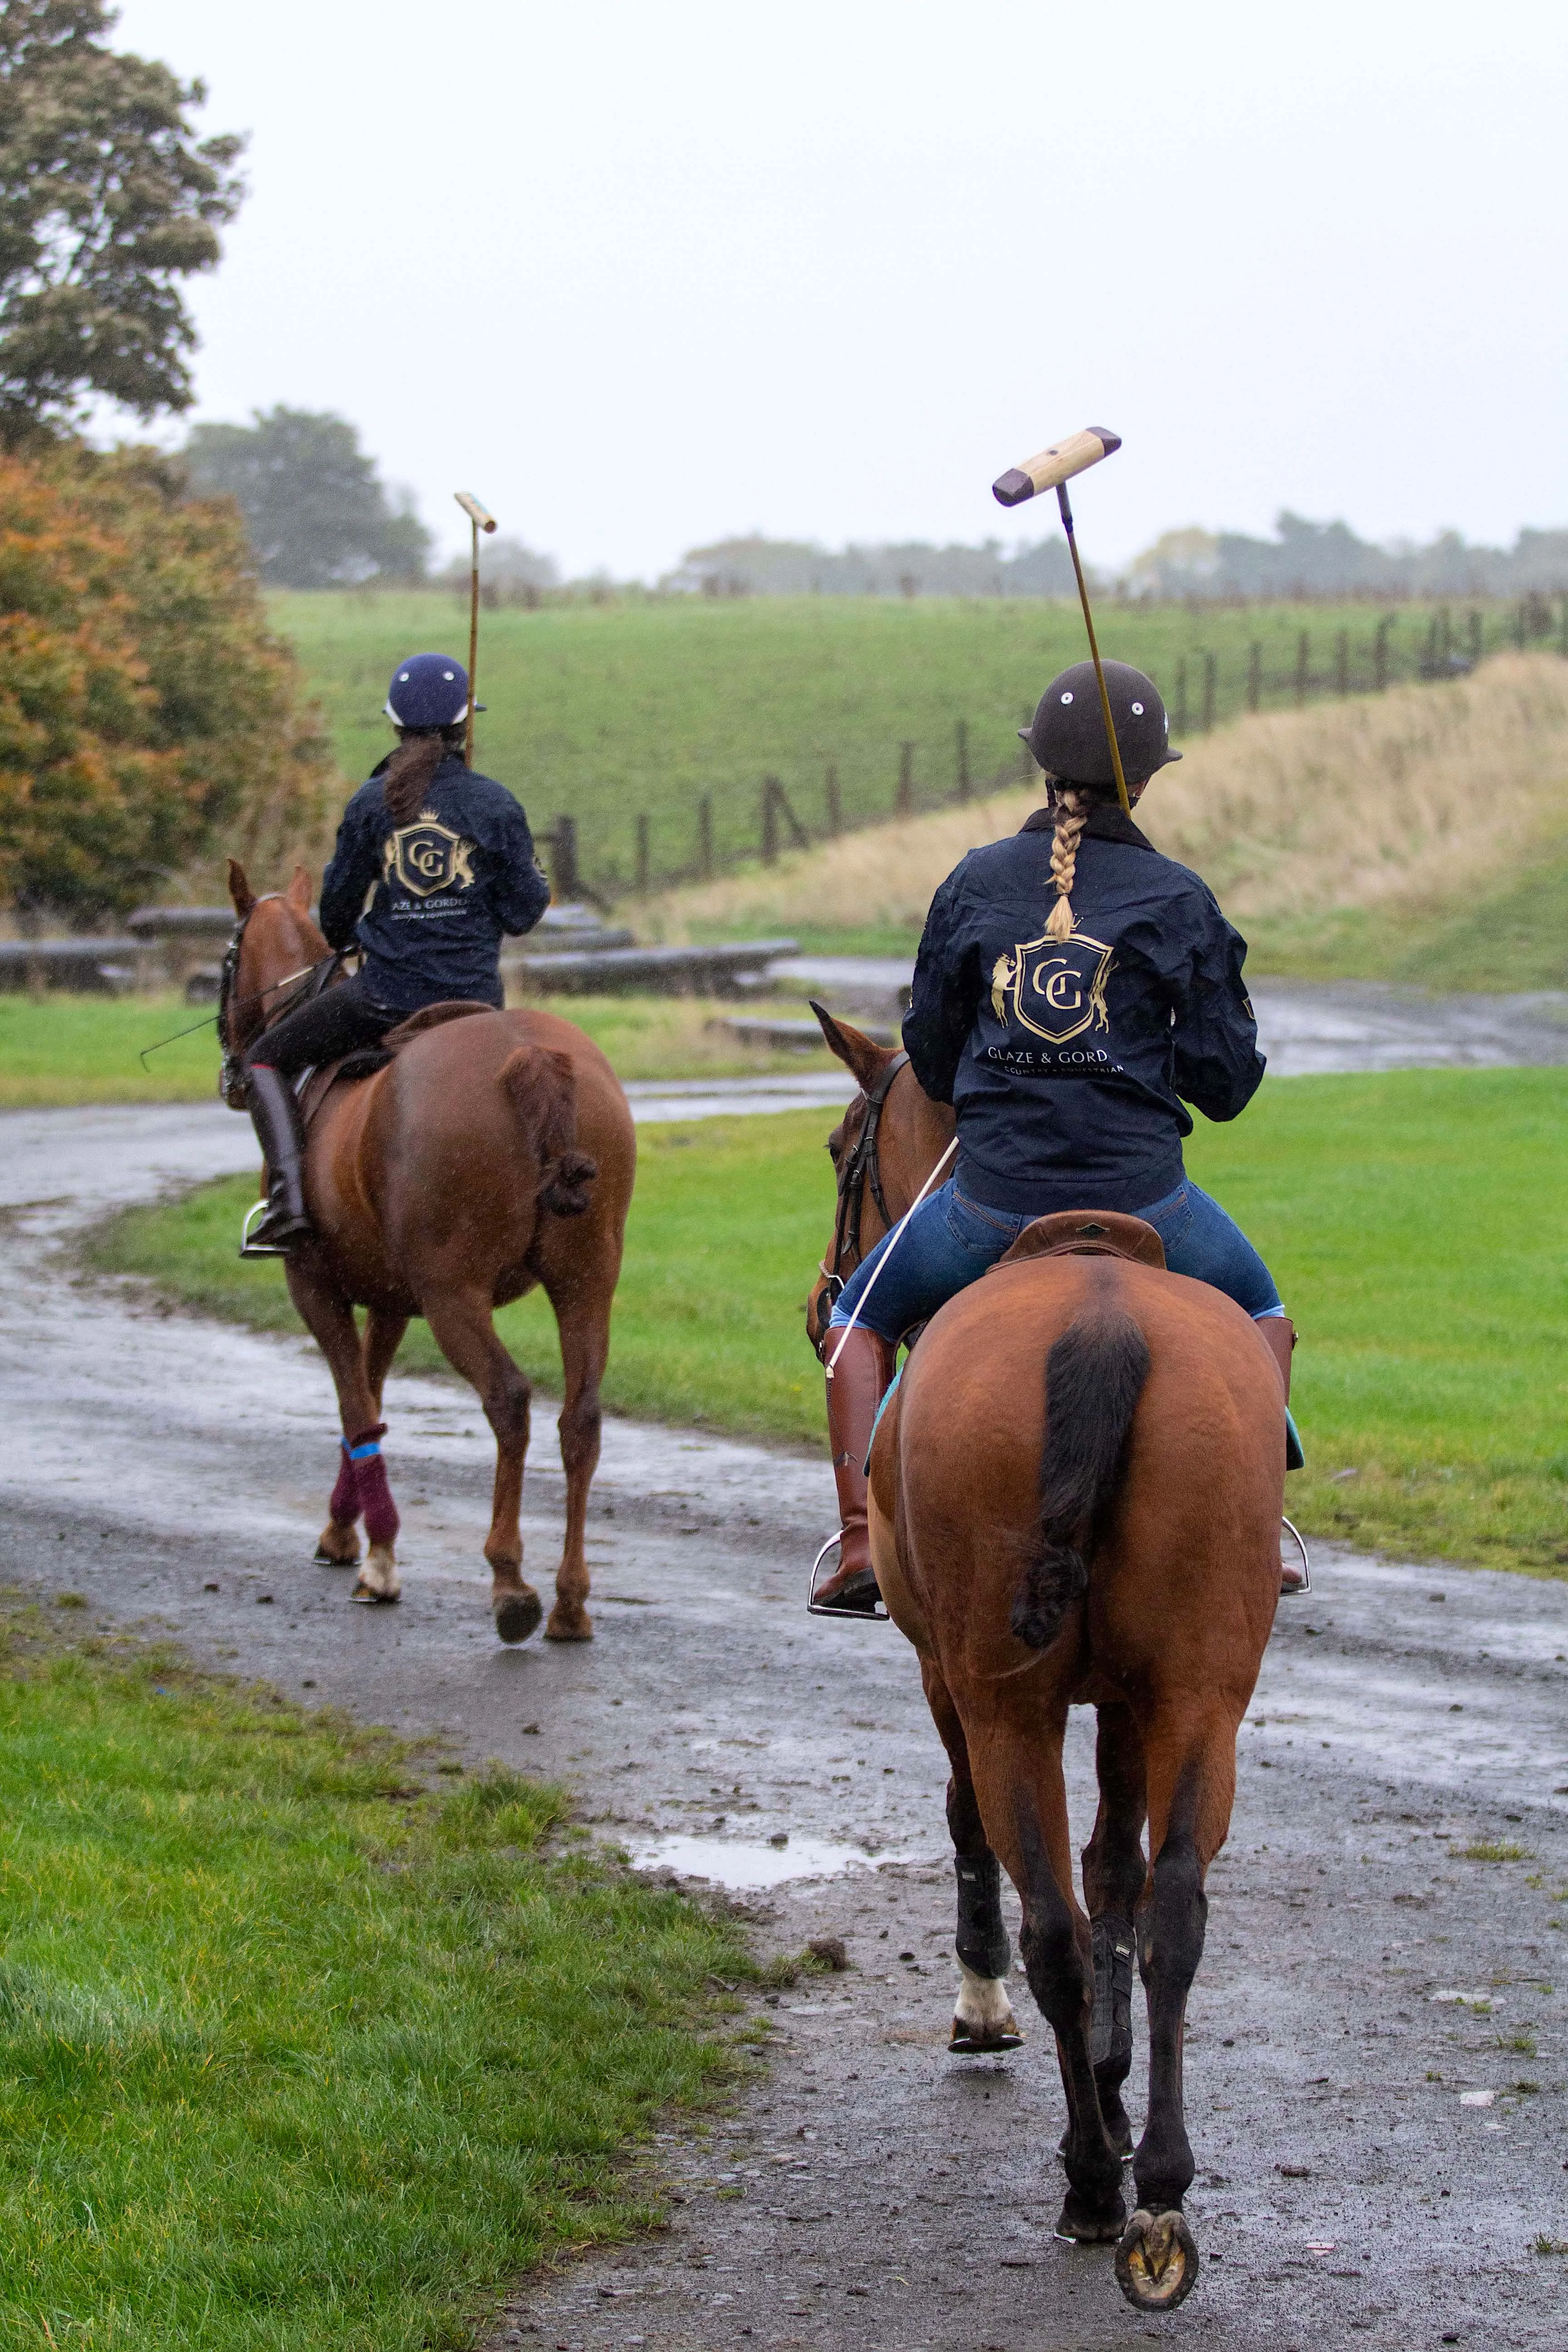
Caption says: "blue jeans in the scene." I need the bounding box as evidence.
[828,1176,1283,1343]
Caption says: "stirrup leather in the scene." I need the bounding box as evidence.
[807,1531,890,1620]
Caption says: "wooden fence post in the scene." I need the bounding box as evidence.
[1335,630,1349,696]
[760,778,779,865]
[1469,609,1484,666]
[1247,642,1261,712]
[1201,652,1216,732]
[635,812,650,893]
[548,813,580,900]
[956,720,970,802]
[896,740,915,818]
[697,795,713,879]
[1560,596,1568,660]
[825,763,842,836]
[1174,657,1188,735]
[1295,631,1310,706]
[1516,599,1528,650]
[1374,615,1392,691]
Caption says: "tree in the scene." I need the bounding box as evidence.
[0,1,244,446]
[182,407,432,588]
[0,440,334,916]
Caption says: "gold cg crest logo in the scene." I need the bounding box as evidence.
[383,811,476,897]
[990,930,1113,1045]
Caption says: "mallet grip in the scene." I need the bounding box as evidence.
[455,491,498,534]
[992,426,1121,508]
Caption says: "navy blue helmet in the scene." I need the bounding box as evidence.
[385,652,469,730]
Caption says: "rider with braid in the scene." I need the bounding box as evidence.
[815,659,1301,1614]
[240,653,549,1254]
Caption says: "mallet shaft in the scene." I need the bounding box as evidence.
[1057,482,1131,815]
[454,492,498,767]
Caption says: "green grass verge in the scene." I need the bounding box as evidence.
[84,1070,1568,1577]
[273,588,1504,897]
[0,1591,751,2351]
[0,992,835,1109]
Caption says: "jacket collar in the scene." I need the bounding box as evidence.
[1019,800,1156,853]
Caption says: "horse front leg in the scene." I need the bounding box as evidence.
[421,1288,540,1646]
[920,1659,1022,2053]
[284,1263,401,1602]
[540,1272,614,1645]
[1081,1702,1148,2158]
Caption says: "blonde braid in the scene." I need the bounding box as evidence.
[1044,786,1088,940]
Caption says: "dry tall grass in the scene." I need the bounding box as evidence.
[641,652,1568,938]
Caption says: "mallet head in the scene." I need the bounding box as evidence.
[455,490,498,533]
[992,426,1121,508]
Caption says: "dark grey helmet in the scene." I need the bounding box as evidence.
[1020,660,1181,785]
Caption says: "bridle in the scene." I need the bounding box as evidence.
[817,1049,909,1319]
[216,896,348,1108]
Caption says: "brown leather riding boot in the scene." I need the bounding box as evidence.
[1258,1316,1305,1595]
[812,1326,897,1616]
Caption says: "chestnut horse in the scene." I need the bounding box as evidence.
[223,861,636,1644]
[808,1007,1282,2316]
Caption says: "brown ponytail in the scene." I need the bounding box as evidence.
[1044,785,1089,940]
[382,730,450,828]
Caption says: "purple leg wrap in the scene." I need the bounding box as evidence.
[328,1445,361,1527]
[343,1422,397,1546]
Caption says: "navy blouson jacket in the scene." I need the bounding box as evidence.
[318,753,550,1011]
[902,803,1266,1215]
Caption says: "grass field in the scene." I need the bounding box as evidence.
[86,1069,1568,1578]
[273,589,1530,899]
[0,992,823,1108]
[0,1591,751,2351]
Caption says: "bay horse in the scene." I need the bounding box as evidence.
[808,1004,1282,2315]
[222,861,636,1644]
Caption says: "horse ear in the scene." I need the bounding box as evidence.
[286,864,313,913]
[810,1000,896,1094]
[226,858,255,917]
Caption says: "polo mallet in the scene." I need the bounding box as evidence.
[454,491,498,766]
[992,427,1130,814]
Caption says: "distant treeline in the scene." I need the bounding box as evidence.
[670,513,1568,603]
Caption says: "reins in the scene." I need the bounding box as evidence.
[214,896,348,1108]
[820,1049,909,1309]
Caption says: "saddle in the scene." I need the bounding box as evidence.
[992,1210,1166,1272]
[297,999,495,1127]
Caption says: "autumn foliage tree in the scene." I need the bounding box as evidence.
[0,442,333,916]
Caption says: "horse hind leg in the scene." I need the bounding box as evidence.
[921,1662,1022,2054]
[1115,1716,1235,2316]
[1080,1701,1148,2159]
[421,1287,542,1646]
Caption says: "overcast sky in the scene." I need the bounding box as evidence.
[115,0,1566,580]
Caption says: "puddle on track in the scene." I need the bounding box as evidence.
[627,1832,931,1889]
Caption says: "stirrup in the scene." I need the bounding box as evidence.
[1279,1515,1311,1594]
[240,1196,308,1259]
[807,1531,889,1620]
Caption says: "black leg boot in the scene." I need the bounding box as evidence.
[240,1063,313,1256]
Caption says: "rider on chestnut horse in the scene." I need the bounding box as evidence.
[815,658,1302,1615]
[239,652,549,1255]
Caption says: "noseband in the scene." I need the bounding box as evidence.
[216,897,347,1108]
[820,1050,910,1313]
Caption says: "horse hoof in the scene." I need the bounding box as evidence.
[351,1545,401,1606]
[544,1606,593,1643]
[1054,2187,1126,2245]
[948,2023,1025,2055]
[315,1534,360,1567]
[1115,2207,1199,2311]
[494,1589,543,1646]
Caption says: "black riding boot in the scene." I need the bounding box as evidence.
[241,1063,313,1256]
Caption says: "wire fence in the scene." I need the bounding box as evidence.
[538,595,1568,903]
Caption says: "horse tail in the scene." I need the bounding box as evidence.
[499,1045,598,1216]
[1010,1306,1151,1650]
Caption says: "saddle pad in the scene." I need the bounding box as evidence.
[994,1210,1166,1271]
